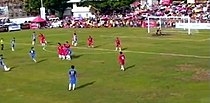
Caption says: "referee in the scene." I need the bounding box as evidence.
[0,38,4,50]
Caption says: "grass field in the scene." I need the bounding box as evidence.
[0,28,209,103]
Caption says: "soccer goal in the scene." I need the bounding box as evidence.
[147,16,194,35]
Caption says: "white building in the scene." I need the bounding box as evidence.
[67,0,97,18]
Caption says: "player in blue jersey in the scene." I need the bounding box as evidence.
[29,47,37,63]
[0,54,10,71]
[10,37,15,51]
[68,65,77,91]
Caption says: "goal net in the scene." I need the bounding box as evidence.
[146,16,196,35]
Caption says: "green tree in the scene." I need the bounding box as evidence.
[24,0,69,17]
[80,0,136,14]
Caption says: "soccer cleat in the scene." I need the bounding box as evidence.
[5,68,10,72]
[120,68,125,71]
[119,48,122,52]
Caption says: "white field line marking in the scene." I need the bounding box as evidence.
[45,33,69,37]
[73,47,210,59]
[160,30,200,33]
[199,38,210,41]
[6,42,210,59]
[100,35,210,42]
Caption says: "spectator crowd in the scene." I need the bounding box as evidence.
[59,1,210,28]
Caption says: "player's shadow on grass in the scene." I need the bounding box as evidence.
[37,59,47,63]
[125,65,135,71]
[10,66,18,71]
[77,81,96,90]
[47,42,54,45]
[72,54,83,59]
[94,45,102,48]
[122,48,128,51]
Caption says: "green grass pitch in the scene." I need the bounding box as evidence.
[0,28,209,103]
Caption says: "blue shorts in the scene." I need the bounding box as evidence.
[70,78,76,84]
[31,55,35,59]
[73,41,77,43]
[11,44,15,48]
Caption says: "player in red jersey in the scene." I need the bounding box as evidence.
[115,37,121,51]
[38,33,47,50]
[64,41,72,60]
[118,52,125,71]
[57,43,65,60]
[64,41,71,49]
[87,35,94,48]
[38,33,42,44]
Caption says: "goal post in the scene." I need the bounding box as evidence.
[147,16,191,35]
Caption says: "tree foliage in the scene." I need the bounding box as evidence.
[80,0,136,14]
[24,0,136,16]
[24,0,69,17]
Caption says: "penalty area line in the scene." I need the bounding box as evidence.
[72,47,210,59]
[100,35,208,42]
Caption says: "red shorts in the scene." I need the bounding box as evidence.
[116,44,121,47]
[88,42,93,46]
[119,61,125,65]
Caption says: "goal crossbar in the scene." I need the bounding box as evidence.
[147,16,191,35]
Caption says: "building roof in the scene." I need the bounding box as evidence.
[67,0,81,3]
[72,6,90,12]
[72,5,98,13]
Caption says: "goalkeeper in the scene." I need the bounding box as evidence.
[156,27,162,36]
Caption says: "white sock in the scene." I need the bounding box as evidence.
[33,59,37,63]
[68,83,72,91]
[62,55,65,60]
[66,55,71,60]
[119,47,121,51]
[72,84,76,90]
[74,43,77,46]
[115,47,118,51]
[12,48,14,51]
[121,65,124,71]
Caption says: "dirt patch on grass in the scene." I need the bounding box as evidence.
[176,64,194,72]
[175,64,210,82]
[192,68,210,81]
